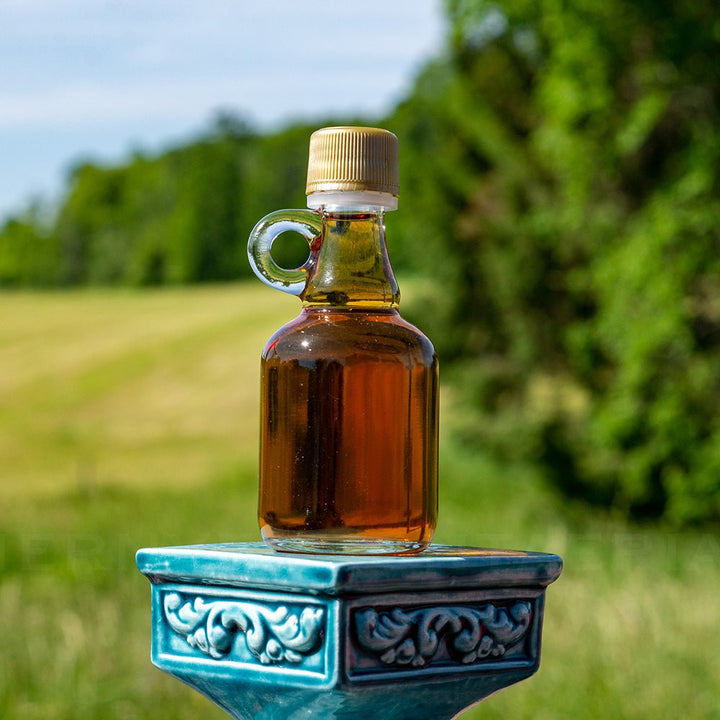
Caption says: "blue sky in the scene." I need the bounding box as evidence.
[0,0,445,220]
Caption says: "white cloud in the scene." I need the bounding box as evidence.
[0,0,445,217]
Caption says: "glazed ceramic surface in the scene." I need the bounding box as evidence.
[137,543,562,720]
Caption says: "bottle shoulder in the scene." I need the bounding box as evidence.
[262,308,436,366]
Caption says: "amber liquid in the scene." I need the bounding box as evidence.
[259,307,438,554]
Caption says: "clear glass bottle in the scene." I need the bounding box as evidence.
[248,127,438,554]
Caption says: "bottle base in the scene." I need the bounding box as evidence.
[262,531,430,556]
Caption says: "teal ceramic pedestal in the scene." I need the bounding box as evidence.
[136,543,561,719]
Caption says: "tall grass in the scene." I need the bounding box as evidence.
[1,285,717,719]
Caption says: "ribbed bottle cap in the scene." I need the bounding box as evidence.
[306,126,399,196]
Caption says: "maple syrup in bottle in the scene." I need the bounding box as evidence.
[248,127,438,554]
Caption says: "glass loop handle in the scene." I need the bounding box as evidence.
[247,209,323,296]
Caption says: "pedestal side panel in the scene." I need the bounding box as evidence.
[150,583,338,689]
[344,588,545,684]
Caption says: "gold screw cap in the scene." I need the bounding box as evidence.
[306,126,399,196]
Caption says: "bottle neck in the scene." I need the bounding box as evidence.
[301,208,400,309]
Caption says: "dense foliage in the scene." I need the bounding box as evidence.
[389,0,720,525]
[2,0,719,524]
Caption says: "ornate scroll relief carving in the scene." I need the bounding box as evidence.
[355,602,531,668]
[163,592,324,665]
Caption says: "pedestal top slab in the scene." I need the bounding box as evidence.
[136,542,562,595]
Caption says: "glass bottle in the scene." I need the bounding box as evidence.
[248,126,438,554]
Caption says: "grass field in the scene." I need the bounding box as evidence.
[1,284,718,719]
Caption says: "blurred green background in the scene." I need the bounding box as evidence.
[2,0,720,717]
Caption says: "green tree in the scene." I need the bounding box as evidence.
[389,0,720,523]
[0,203,58,286]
